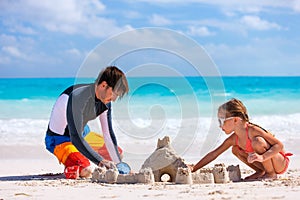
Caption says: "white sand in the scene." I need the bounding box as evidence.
[1,145,300,200]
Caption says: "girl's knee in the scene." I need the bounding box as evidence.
[252,137,269,153]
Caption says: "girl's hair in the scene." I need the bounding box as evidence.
[218,98,249,122]
[95,66,129,98]
[218,98,268,133]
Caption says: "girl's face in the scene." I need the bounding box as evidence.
[217,109,235,134]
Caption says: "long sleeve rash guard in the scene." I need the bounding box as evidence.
[47,83,121,165]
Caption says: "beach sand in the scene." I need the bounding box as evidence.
[1,144,300,200]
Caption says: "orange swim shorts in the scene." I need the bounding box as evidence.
[53,142,90,175]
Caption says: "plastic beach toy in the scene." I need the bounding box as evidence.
[116,162,131,174]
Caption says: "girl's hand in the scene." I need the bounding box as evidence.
[247,152,264,163]
[187,164,194,172]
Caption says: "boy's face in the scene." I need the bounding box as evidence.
[95,81,119,104]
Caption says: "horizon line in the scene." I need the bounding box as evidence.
[1,75,300,79]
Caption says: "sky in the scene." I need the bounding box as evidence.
[1,0,300,77]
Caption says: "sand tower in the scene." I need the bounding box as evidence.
[141,136,188,182]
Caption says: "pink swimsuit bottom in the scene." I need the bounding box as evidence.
[277,152,293,174]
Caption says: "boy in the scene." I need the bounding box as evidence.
[45,66,129,178]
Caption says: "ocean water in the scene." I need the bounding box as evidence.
[0,77,300,161]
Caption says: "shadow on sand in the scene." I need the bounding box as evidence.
[0,173,64,181]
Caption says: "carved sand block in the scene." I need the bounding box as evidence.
[92,167,118,184]
[91,167,106,182]
[212,163,230,183]
[141,136,188,182]
[116,174,126,184]
[92,167,155,184]
[192,168,214,184]
[105,168,119,184]
[137,168,155,184]
[116,168,154,184]
[123,173,137,183]
[227,165,241,182]
[175,167,193,184]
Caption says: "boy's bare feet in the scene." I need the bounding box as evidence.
[80,166,93,178]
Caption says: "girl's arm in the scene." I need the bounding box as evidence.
[191,134,235,172]
[248,126,284,163]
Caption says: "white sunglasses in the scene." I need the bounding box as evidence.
[218,117,235,127]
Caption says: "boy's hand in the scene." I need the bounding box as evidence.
[98,160,116,169]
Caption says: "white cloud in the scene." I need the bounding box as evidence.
[204,37,300,76]
[0,55,10,64]
[0,34,17,45]
[292,0,300,12]
[125,11,142,19]
[137,0,300,13]
[65,48,81,56]
[0,34,46,65]
[1,0,132,38]
[2,46,26,59]
[187,26,215,37]
[149,14,172,26]
[241,15,282,31]
[2,19,38,35]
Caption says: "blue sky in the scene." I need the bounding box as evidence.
[1,0,300,77]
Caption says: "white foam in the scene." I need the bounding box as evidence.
[0,118,48,145]
[1,113,299,159]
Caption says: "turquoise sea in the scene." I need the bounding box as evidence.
[0,76,299,160]
[1,76,300,118]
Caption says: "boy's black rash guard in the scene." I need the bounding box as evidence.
[67,84,108,165]
[47,83,121,165]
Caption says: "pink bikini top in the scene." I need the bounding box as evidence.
[235,124,254,154]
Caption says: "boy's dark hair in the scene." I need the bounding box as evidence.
[95,66,129,98]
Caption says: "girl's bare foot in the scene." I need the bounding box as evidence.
[259,173,278,181]
[244,170,265,180]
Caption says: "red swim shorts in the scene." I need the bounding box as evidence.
[53,142,90,178]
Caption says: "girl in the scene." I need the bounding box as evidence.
[190,98,292,180]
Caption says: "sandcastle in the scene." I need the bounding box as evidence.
[141,136,188,182]
[92,136,241,184]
